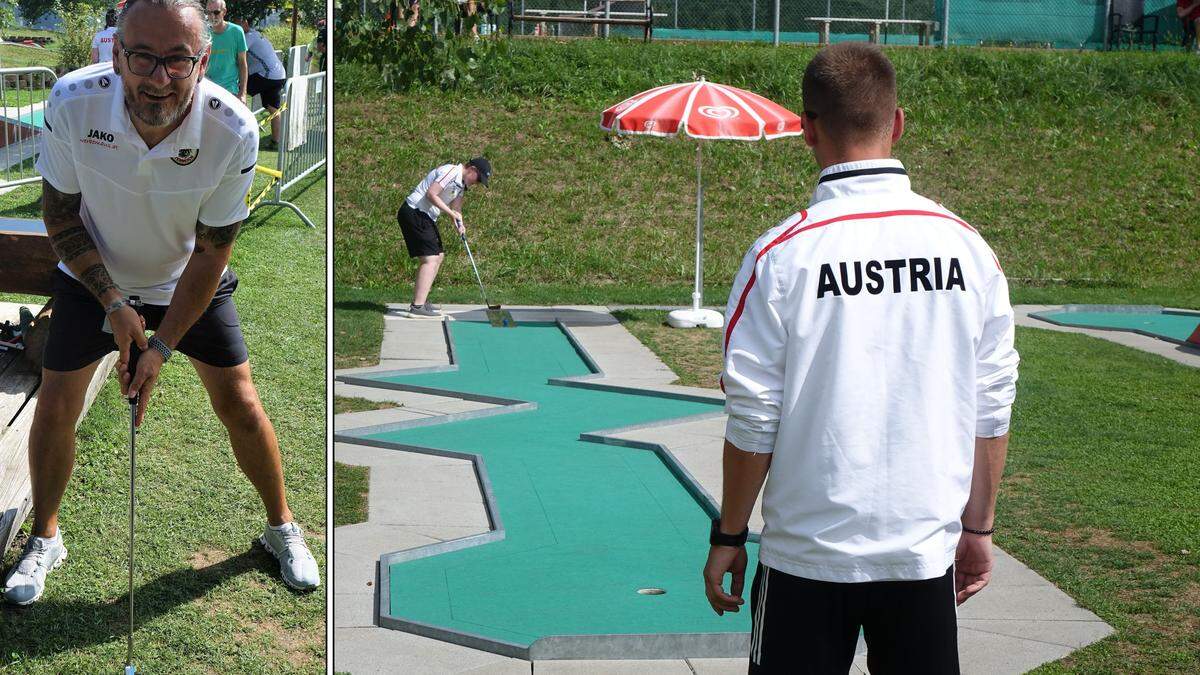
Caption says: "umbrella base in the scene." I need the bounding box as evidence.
[666,308,725,329]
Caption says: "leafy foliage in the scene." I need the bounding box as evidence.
[228,0,325,29]
[54,2,97,73]
[335,0,509,90]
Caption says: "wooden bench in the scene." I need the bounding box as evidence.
[0,302,116,555]
[0,218,56,297]
[806,17,940,46]
[510,1,658,42]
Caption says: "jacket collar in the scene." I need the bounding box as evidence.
[810,158,910,206]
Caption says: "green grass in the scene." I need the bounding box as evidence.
[333,291,387,369]
[262,26,317,53]
[333,395,397,415]
[335,41,1200,308]
[333,462,369,528]
[609,311,1199,671]
[0,167,327,673]
[0,43,57,69]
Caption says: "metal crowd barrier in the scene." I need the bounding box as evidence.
[0,67,56,190]
[252,71,326,228]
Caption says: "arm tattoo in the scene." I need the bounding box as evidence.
[49,225,96,264]
[194,220,241,254]
[80,263,117,300]
[41,181,83,225]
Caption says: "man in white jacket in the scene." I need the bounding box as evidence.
[703,43,1019,673]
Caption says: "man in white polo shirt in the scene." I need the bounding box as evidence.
[397,157,491,317]
[703,43,1019,672]
[2,0,319,605]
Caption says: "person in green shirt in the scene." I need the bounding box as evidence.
[205,0,247,101]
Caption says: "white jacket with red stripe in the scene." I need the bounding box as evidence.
[721,158,1019,583]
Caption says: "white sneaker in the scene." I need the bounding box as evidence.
[3,530,67,605]
[259,522,320,591]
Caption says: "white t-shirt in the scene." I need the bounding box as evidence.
[91,27,116,62]
[722,159,1019,584]
[246,30,286,80]
[36,63,259,305]
[405,163,465,221]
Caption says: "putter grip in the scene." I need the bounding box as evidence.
[128,343,141,404]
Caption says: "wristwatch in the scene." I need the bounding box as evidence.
[710,518,749,548]
[148,334,173,363]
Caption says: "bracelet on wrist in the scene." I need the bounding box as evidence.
[963,525,996,536]
[104,297,130,315]
[148,334,173,363]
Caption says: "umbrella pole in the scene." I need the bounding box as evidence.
[693,142,704,313]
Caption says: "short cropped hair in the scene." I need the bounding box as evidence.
[801,43,897,143]
[116,0,213,50]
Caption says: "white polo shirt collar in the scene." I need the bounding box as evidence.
[107,78,204,159]
[810,158,910,206]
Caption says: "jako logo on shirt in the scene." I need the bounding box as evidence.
[82,128,117,148]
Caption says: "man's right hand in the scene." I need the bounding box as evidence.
[110,304,148,388]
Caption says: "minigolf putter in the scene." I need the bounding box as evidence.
[125,335,141,675]
[460,229,515,327]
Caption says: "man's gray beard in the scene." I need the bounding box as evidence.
[124,86,193,128]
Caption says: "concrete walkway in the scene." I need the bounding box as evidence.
[334,304,1116,674]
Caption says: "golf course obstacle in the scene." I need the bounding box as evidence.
[0,302,116,556]
[1030,305,1200,349]
[336,318,757,660]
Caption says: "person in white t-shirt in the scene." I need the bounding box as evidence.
[397,157,492,317]
[2,0,320,607]
[703,43,1019,673]
[90,9,118,63]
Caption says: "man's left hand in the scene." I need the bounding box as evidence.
[121,346,164,427]
[954,531,994,605]
[703,544,748,615]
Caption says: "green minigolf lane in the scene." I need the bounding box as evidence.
[1039,310,1200,343]
[359,321,755,645]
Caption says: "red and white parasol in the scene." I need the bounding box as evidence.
[601,78,802,328]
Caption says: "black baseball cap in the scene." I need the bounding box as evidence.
[467,157,492,186]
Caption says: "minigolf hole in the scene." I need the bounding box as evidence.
[637,588,666,595]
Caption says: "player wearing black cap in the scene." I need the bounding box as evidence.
[398,157,492,317]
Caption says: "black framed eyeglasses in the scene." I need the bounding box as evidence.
[205,9,222,16]
[121,44,203,80]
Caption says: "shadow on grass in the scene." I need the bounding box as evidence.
[333,299,388,314]
[0,547,287,661]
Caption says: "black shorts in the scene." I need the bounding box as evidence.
[397,202,443,257]
[748,563,959,674]
[248,73,286,109]
[43,268,250,372]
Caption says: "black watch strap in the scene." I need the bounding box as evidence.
[710,519,749,547]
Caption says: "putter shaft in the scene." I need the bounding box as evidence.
[127,345,140,672]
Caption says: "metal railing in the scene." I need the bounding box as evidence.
[252,72,326,228]
[0,67,56,190]
[505,1,1188,51]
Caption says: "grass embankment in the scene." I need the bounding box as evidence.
[0,168,327,672]
[335,41,1199,317]
[334,40,1199,365]
[614,310,1200,672]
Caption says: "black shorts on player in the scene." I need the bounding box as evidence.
[747,563,959,674]
[43,268,250,372]
[397,202,443,257]
[247,73,286,110]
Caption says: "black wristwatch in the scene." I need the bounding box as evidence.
[710,519,749,548]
